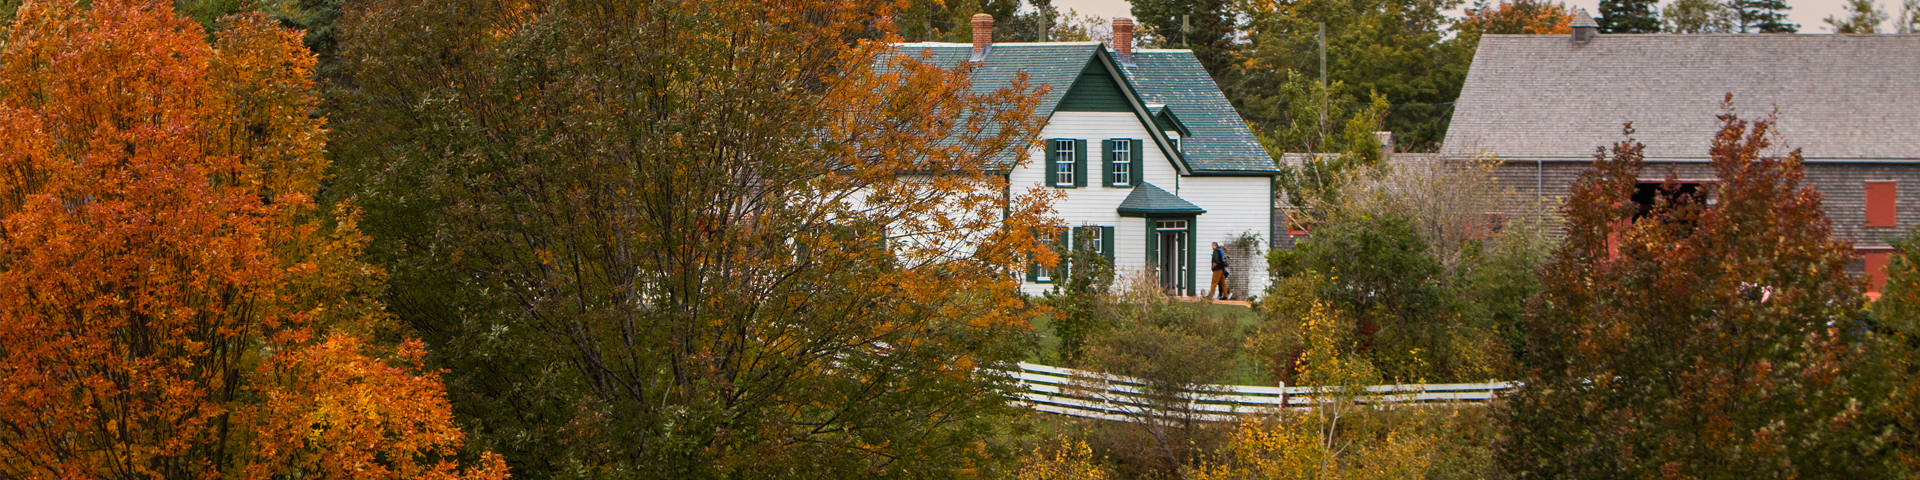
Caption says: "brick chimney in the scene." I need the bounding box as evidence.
[1112,18,1134,56]
[971,14,994,60]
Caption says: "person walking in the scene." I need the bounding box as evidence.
[1207,242,1230,301]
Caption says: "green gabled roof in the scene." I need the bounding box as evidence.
[888,43,1201,175]
[1116,182,1205,216]
[1117,50,1280,174]
[1148,105,1193,137]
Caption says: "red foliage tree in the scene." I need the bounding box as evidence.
[1498,98,1895,477]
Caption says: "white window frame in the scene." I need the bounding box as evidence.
[1087,225,1104,255]
[1054,139,1075,187]
[1111,139,1131,186]
[1037,227,1064,283]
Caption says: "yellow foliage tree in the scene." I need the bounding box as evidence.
[1015,440,1110,480]
[1195,302,1436,480]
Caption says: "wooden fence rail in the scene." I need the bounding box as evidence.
[1000,362,1518,422]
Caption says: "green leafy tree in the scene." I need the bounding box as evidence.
[1078,289,1242,478]
[1663,0,1739,32]
[1825,0,1890,33]
[1498,105,1894,477]
[1236,0,1468,152]
[331,0,1055,477]
[1451,222,1552,369]
[1597,0,1661,33]
[1730,0,1796,33]
[1874,229,1920,475]
[1264,74,1391,211]
[1043,230,1117,364]
[897,0,1020,42]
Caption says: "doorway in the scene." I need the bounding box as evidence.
[1156,220,1188,294]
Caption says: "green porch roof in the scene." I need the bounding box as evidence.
[1117,182,1205,216]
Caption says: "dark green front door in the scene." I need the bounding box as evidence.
[1150,218,1192,295]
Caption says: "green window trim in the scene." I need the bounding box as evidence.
[1073,139,1088,188]
[1045,138,1073,188]
[1100,225,1115,265]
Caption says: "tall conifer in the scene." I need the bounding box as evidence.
[1598,0,1662,32]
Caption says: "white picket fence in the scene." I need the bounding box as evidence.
[1002,362,1518,422]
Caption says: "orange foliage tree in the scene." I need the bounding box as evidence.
[1460,0,1573,36]
[0,1,506,478]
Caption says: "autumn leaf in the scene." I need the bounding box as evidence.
[0,1,505,478]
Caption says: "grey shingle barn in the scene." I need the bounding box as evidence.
[1443,25,1920,294]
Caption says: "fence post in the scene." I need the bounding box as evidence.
[1277,381,1286,409]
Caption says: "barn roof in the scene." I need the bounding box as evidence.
[1443,34,1920,161]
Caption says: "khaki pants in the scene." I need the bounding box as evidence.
[1207,270,1229,299]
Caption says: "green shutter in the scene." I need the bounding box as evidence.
[1102,226,1115,265]
[1073,139,1088,188]
[1100,140,1115,187]
[1027,226,1041,282]
[1130,138,1143,186]
[1044,139,1060,187]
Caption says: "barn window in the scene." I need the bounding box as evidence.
[1865,251,1891,295]
[1631,181,1711,222]
[1867,182,1897,227]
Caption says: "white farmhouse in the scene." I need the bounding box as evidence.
[899,16,1279,298]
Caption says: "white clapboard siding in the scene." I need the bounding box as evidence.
[1010,112,1275,296]
[1175,176,1274,294]
[1000,362,1517,423]
[1011,112,1181,296]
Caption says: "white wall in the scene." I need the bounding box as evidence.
[1010,112,1272,297]
[1177,176,1272,296]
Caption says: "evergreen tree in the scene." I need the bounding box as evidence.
[1130,0,1238,84]
[1899,0,1920,33]
[1598,0,1662,33]
[1664,0,1739,32]
[1825,0,1889,33]
[1729,0,1796,33]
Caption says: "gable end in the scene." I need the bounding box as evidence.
[1056,60,1131,112]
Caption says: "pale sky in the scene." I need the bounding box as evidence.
[1047,0,1876,34]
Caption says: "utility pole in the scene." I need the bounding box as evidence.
[1181,15,1190,48]
[1040,8,1049,41]
[1318,22,1327,152]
